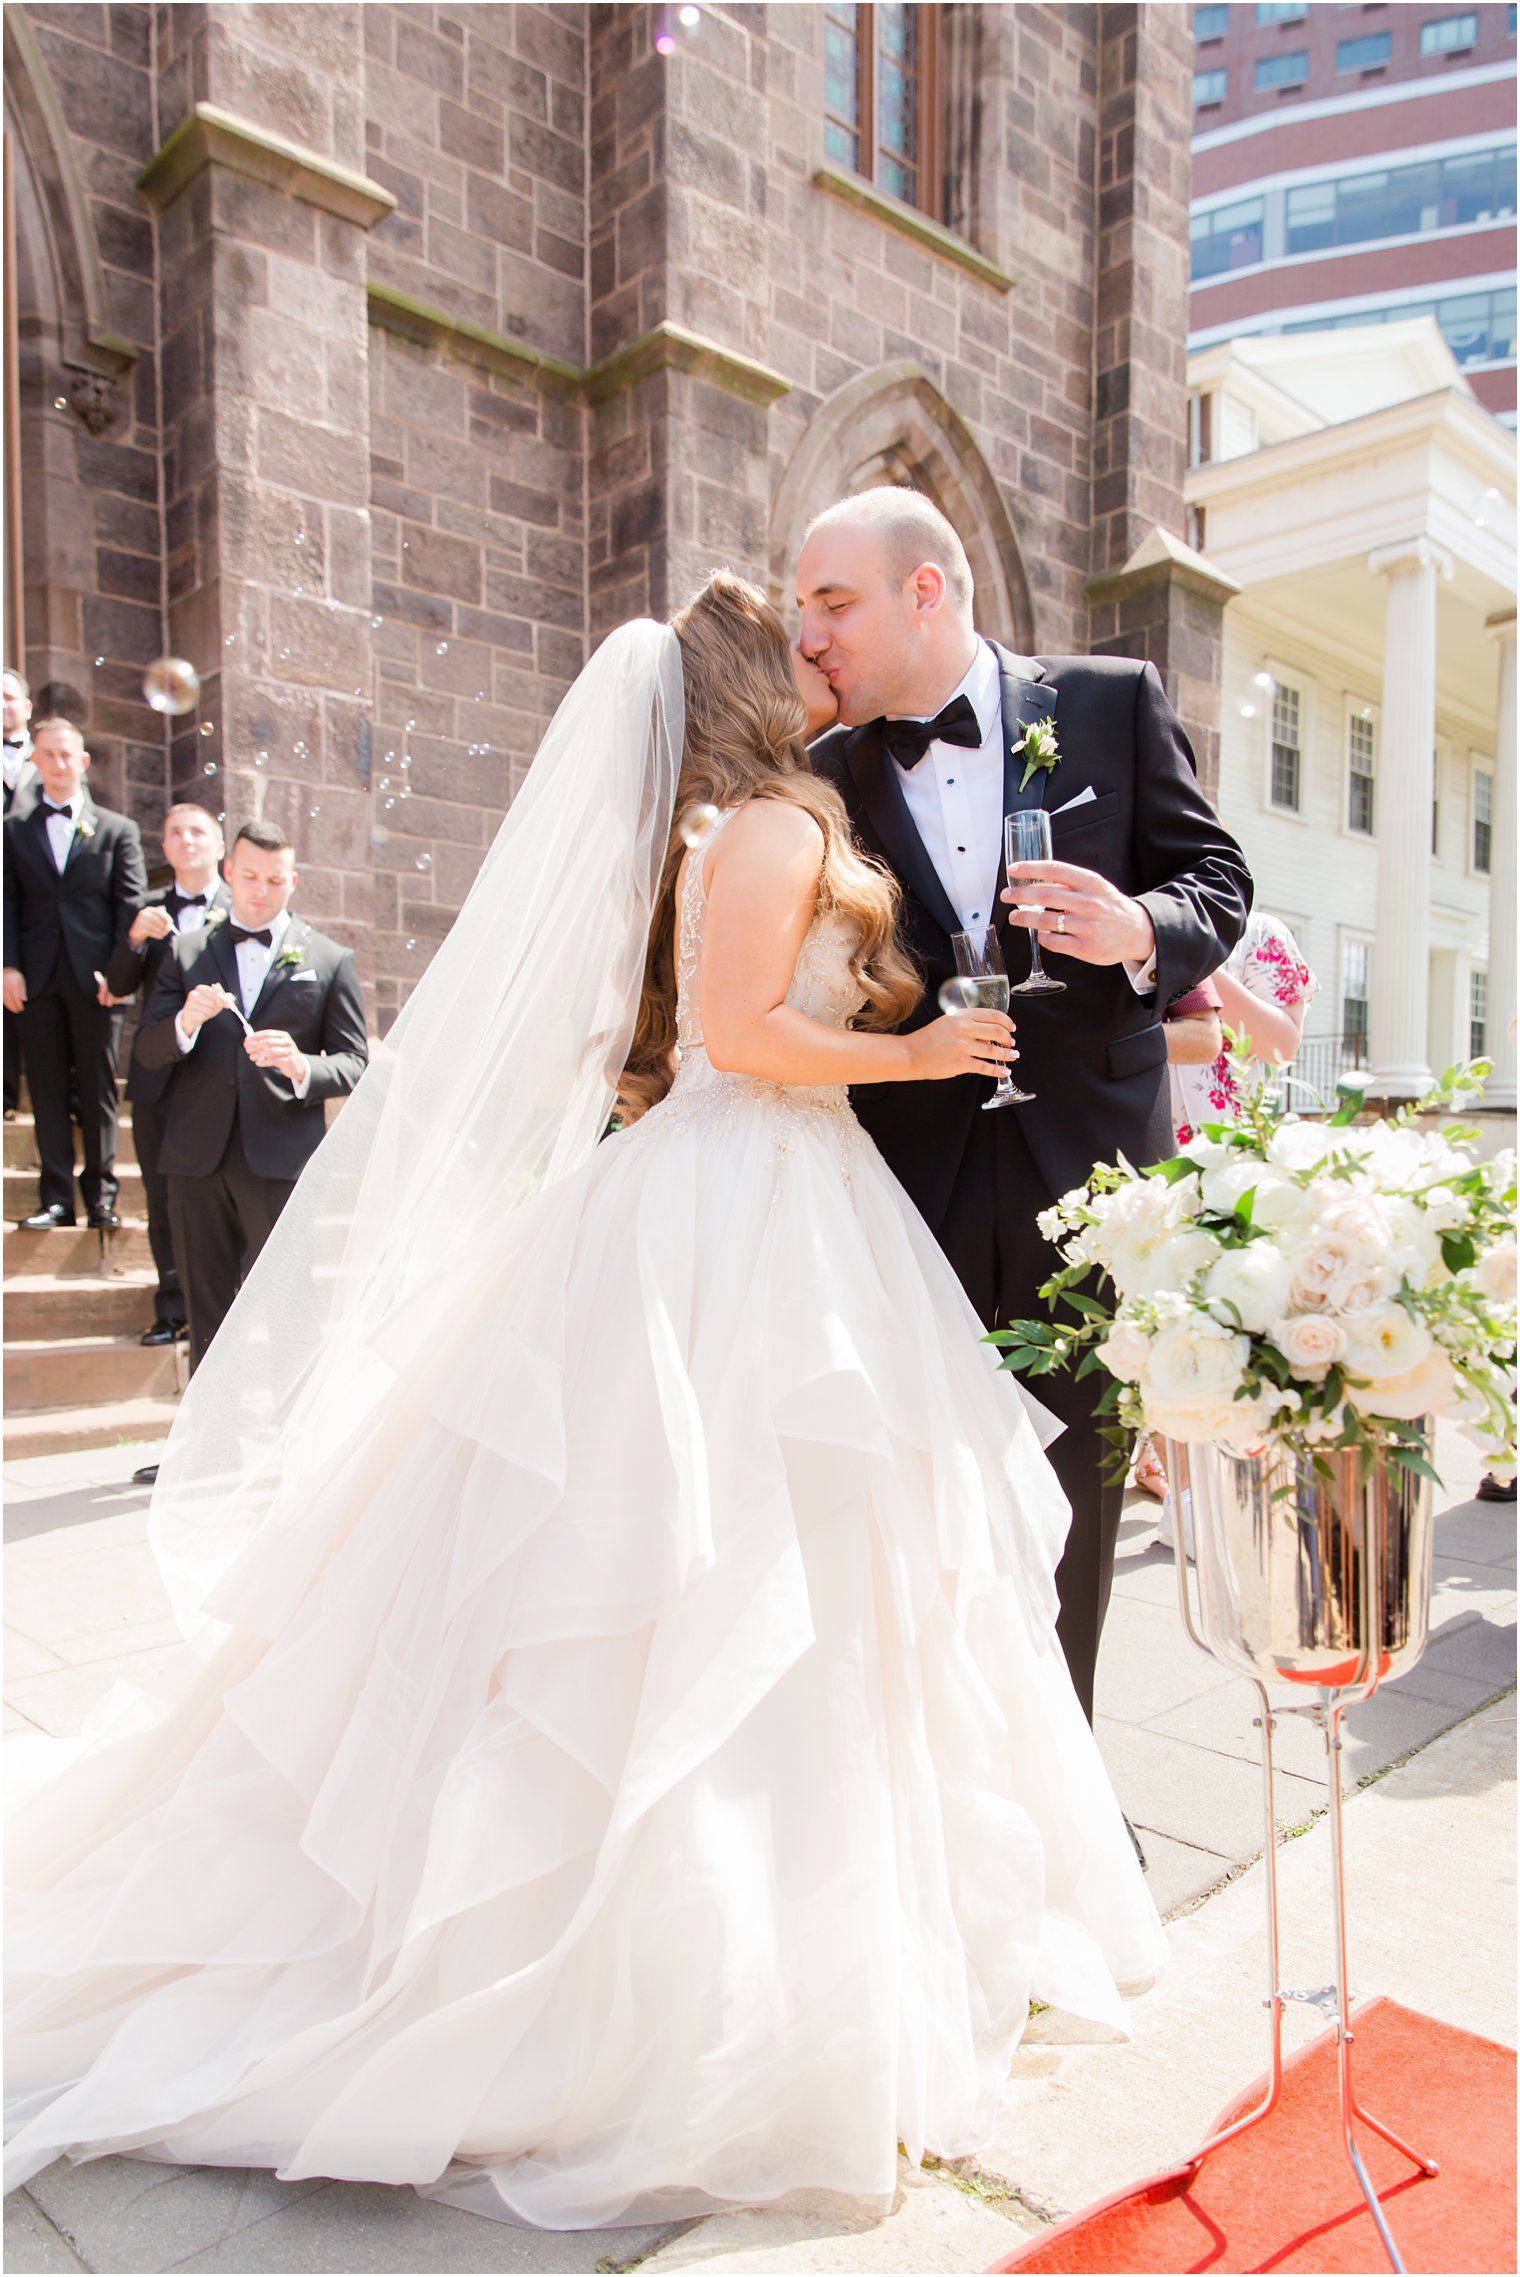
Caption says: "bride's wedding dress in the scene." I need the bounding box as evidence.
[6,772,1165,2235]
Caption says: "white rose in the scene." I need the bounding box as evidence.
[1118,1228,1221,1303]
[1145,1314,1249,1404]
[1205,1244,1293,1335]
[1380,1197,1442,1290]
[1474,1241,1518,1305]
[1142,1394,1242,1444]
[1096,1320,1151,1382]
[1341,1303,1434,1381]
[1273,1313,1347,1381]
[1420,1185,1468,1234]
[1345,1345,1458,1421]
[1199,1158,1268,1218]
[1267,1121,1338,1174]
[1215,1394,1279,1458]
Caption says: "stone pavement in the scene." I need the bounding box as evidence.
[4,1426,1514,2274]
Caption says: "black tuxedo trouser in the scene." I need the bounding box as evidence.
[4,1003,19,1112]
[934,1102,1124,1726]
[18,973,124,1216]
[131,1096,186,1329]
[168,1124,296,1374]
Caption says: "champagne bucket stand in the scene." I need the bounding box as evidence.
[1163,1431,1440,2273]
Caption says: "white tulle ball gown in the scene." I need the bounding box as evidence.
[5,640,1166,2233]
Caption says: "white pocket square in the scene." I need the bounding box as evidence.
[1051,784,1097,816]
[284,968,319,982]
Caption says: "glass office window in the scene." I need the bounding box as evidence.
[1195,67,1228,105]
[1190,198,1265,279]
[1257,1,1308,21]
[1420,13,1478,53]
[1255,47,1309,87]
[1195,4,1230,39]
[1337,32,1393,69]
[1285,144,1516,253]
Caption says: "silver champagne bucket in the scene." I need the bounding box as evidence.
[1165,1427,1436,1696]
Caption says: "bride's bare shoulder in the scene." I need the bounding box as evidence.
[711,795,825,872]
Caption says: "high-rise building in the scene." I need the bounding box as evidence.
[1188,2,1517,424]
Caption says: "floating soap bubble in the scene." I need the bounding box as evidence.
[253,751,268,768]
[292,585,303,598]
[378,776,391,792]
[435,641,448,655]
[292,742,308,762]
[143,657,201,714]
[294,531,306,547]
[399,754,411,769]
[936,977,981,1015]
[309,803,321,818]
[399,783,410,799]
[383,796,396,810]
[198,721,214,737]
[404,937,416,951]
[202,761,217,777]
[94,655,105,668]
[415,853,432,873]
[678,801,721,850]
[405,719,416,731]
[371,615,382,629]
[224,634,236,647]
[53,396,67,411]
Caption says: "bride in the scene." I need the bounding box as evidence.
[5,574,1166,2231]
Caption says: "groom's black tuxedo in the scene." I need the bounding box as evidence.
[811,643,1252,1719]
[135,913,368,1368]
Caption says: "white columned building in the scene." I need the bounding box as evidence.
[1367,539,1454,1099]
[1184,323,1517,1136]
[1485,610,1517,1110]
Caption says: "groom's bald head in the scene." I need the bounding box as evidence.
[795,487,979,725]
[803,489,974,617]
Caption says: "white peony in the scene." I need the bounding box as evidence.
[1097,1320,1151,1381]
[1205,1244,1293,1335]
[1267,1120,1340,1174]
[1273,1313,1348,1381]
[1118,1228,1221,1303]
[1215,1394,1280,1457]
[1143,1394,1247,1444]
[1420,1185,1468,1233]
[1473,1241,1518,1305]
[1345,1345,1458,1421]
[1341,1303,1434,1381]
[1381,1197,1442,1289]
[1144,1313,1249,1404]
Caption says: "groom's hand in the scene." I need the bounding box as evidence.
[1003,861,1155,967]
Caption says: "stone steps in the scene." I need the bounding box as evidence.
[5,1218,155,1273]
[4,1331,184,1414]
[4,1112,138,1168]
[3,1397,180,1460]
[4,1162,148,1221]
[3,1271,160,1339]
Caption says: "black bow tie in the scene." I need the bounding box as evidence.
[880,694,982,771]
[42,801,74,820]
[230,924,273,948]
[174,891,208,909]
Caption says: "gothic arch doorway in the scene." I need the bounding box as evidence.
[769,363,1035,650]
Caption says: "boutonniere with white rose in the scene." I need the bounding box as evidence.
[73,812,96,844]
[272,943,305,972]
[1012,715,1060,794]
[992,1055,1517,1492]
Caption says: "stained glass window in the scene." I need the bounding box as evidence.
[821,5,942,219]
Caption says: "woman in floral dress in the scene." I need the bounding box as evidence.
[1170,910,1318,1147]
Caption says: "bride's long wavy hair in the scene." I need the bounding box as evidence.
[617,572,921,1123]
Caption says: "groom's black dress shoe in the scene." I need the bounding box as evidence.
[140,1321,178,1347]
[131,1463,159,1487]
[18,1203,74,1230]
[87,1205,121,1232]
[1125,1816,1149,1873]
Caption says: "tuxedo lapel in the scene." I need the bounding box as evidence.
[995,647,1058,822]
[205,911,242,1004]
[843,719,963,945]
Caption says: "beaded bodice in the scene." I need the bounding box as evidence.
[662,806,866,1131]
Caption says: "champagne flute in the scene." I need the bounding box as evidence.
[943,929,1032,1109]
[1004,809,1068,997]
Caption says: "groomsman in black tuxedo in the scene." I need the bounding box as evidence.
[103,805,231,1345]
[801,490,1252,1739]
[3,716,148,1228]
[4,668,38,1116]
[135,819,368,1379]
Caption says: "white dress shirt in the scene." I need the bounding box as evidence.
[171,887,217,933]
[889,639,1004,934]
[891,641,1158,993]
[3,734,34,799]
[175,906,312,1099]
[40,799,77,873]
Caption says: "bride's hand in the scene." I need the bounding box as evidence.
[905,1009,1017,1082]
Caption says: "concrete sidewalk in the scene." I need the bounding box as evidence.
[4,1427,1514,2273]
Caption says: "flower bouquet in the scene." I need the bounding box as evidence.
[994,1061,1517,1488]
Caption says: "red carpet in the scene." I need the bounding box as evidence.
[987,1999,1516,2274]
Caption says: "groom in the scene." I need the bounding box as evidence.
[800,489,1251,1725]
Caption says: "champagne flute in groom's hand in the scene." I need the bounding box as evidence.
[1004,810,1068,997]
[943,931,1032,1109]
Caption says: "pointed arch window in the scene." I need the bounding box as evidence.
[823,4,943,219]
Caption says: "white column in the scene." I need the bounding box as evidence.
[1366,539,1454,1099]
[1484,610,1516,1109]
